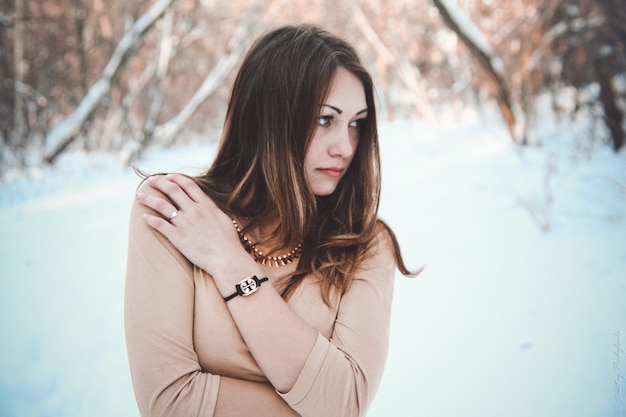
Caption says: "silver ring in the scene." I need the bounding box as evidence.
[169,210,178,221]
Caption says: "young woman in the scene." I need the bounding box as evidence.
[125,24,417,417]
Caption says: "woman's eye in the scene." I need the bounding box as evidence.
[317,115,332,127]
[349,119,364,128]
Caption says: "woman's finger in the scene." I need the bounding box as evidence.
[141,212,176,237]
[135,191,178,220]
[164,173,208,204]
[146,175,192,209]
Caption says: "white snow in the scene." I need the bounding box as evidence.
[1,108,625,417]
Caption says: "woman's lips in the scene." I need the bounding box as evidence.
[318,167,344,177]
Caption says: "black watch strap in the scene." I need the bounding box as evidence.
[224,275,269,302]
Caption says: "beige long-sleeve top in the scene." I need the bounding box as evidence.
[124,197,396,417]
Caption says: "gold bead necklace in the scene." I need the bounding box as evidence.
[232,218,303,267]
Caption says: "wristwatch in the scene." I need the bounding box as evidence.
[223,275,269,302]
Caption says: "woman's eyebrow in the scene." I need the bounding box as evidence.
[321,104,343,114]
[320,104,368,116]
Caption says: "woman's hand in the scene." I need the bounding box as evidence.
[136,174,251,276]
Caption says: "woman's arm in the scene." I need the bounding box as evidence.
[278,227,396,417]
[137,175,319,394]
[125,192,299,417]
[138,174,396,417]
[216,377,300,417]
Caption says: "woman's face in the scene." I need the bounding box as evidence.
[304,67,367,196]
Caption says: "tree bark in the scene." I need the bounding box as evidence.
[594,52,624,151]
[598,0,626,48]
[596,0,625,151]
[432,0,524,143]
[43,0,174,164]
[13,0,26,161]
[139,10,174,156]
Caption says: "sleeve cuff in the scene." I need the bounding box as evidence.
[277,332,330,405]
[202,374,221,417]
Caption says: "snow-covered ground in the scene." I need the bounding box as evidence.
[1,111,625,417]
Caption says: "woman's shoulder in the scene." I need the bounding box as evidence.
[129,178,168,223]
[353,221,397,280]
[128,178,193,274]
[370,220,396,258]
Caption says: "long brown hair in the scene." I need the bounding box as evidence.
[194,25,418,305]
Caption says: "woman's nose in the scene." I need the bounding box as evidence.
[328,127,355,158]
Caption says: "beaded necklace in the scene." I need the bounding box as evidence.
[231,218,303,267]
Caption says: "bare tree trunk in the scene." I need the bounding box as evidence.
[596,0,625,151]
[139,10,174,154]
[43,0,174,164]
[594,52,624,151]
[12,0,26,163]
[433,0,525,144]
[598,0,626,47]
[105,62,158,158]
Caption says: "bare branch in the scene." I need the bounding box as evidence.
[153,1,266,147]
[433,0,525,143]
[43,0,174,164]
[351,1,435,121]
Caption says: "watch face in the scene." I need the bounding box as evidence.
[238,277,259,296]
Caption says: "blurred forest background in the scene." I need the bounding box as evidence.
[1,0,625,176]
